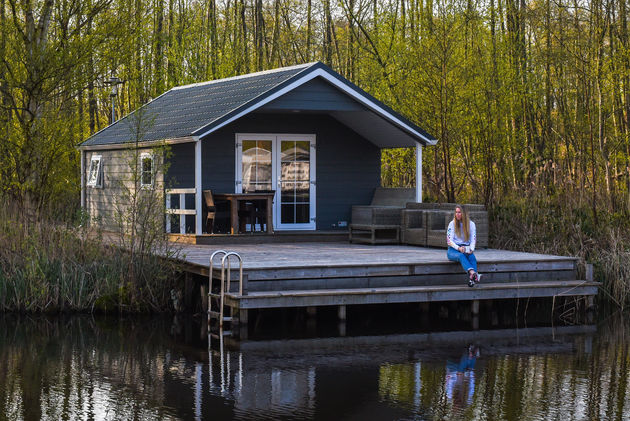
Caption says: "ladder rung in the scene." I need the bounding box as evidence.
[208,292,221,298]
[208,310,221,317]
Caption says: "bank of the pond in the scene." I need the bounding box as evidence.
[490,194,630,307]
[0,211,180,313]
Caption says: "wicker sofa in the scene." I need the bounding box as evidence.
[401,203,489,248]
[349,187,416,244]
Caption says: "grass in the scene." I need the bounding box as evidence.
[0,204,180,313]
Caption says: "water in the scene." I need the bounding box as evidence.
[0,312,628,421]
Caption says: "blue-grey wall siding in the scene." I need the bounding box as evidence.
[166,113,381,230]
[260,78,366,112]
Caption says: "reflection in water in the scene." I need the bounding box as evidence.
[0,314,629,420]
[444,345,478,409]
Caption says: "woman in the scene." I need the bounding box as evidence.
[446,204,481,287]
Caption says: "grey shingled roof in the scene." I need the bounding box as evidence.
[81,63,313,147]
[81,62,436,147]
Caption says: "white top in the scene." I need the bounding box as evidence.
[446,220,477,251]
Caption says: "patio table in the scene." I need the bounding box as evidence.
[214,192,275,234]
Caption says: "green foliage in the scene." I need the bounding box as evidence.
[0,203,180,312]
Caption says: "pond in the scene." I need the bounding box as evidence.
[0,311,628,420]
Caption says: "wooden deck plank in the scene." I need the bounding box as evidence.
[173,241,576,271]
[224,280,599,309]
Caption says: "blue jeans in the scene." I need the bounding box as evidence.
[447,247,477,273]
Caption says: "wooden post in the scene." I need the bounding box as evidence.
[471,300,480,316]
[239,308,249,325]
[338,305,346,321]
[338,321,346,337]
[586,264,594,282]
[471,300,480,330]
[201,284,208,313]
[237,308,249,339]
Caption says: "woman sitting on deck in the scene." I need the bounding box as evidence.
[446,205,481,287]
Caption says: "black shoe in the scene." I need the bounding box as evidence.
[468,279,475,287]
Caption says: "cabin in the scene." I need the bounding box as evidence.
[79,62,437,236]
[78,63,600,333]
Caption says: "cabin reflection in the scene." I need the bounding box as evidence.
[207,345,316,416]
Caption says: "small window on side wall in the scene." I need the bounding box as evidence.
[140,152,154,188]
[87,155,103,188]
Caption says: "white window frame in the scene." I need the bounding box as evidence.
[235,133,317,231]
[86,154,103,188]
[140,152,155,189]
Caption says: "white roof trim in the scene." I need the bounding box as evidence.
[195,67,437,146]
[171,62,316,91]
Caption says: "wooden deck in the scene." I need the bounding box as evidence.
[171,242,599,317]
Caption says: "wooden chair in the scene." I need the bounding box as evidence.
[203,190,217,234]
[251,190,274,232]
[238,201,255,233]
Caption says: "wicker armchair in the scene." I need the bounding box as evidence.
[401,209,427,246]
[425,210,452,247]
[349,188,416,244]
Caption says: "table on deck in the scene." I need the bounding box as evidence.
[214,192,275,235]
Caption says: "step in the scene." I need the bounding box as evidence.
[224,280,600,309]
[212,259,577,282]
[243,269,577,292]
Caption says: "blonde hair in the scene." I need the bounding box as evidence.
[453,204,470,241]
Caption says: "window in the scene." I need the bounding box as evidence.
[140,152,154,188]
[87,155,103,188]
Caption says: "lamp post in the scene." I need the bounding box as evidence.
[105,76,123,123]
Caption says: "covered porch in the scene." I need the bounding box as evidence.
[162,65,434,237]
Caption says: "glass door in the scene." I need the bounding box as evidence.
[236,134,316,231]
[276,135,316,230]
[240,138,273,193]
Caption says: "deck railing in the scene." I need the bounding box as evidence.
[165,188,197,233]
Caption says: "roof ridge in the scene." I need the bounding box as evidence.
[171,62,318,91]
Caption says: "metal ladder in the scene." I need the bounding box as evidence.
[208,250,243,333]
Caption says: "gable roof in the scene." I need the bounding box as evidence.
[80,62,437,149]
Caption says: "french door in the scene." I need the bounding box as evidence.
[236,134,316,230]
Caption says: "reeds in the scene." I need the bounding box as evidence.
[0,203,179,312]
[490,191,630,308]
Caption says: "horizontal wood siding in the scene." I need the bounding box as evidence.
[203,113,380,230]
[85,148,164,231]
[259,77,366,111]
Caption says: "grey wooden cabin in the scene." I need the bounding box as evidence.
[78,62,437,234]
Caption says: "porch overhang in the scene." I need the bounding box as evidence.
[330,110,422,149]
